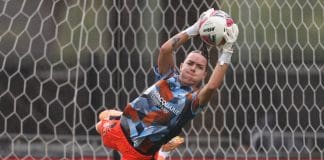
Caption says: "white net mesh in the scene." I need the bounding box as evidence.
[0,0,324,159]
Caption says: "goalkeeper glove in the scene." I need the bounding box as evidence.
[183,8,215,38]
[218,23,239,65]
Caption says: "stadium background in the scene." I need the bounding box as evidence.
[0,0,324,159]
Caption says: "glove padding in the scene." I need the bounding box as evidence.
[224,23,239,44]
[220,23,239,53]
[218,23,239,65]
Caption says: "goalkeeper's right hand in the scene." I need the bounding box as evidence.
[183,8,215,38]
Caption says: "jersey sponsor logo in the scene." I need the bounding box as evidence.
[149,90,181,115]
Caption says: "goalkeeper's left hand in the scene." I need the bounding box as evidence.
[218,23,239,65]
[222,23,239,53]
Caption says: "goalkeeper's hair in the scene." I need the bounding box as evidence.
[189,46,209,68]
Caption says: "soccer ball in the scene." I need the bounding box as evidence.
[199,9,234,46]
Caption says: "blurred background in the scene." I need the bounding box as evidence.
[0,0,324,159]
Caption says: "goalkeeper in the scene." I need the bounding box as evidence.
[96,8,239,160]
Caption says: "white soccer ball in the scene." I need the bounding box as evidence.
[199,9,234,46]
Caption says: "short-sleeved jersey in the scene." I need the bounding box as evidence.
[120,67,206,154]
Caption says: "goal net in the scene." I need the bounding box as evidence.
[0,0,323,159]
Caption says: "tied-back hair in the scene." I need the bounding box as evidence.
[189,45,209,67]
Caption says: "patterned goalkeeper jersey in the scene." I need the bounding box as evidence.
[120,67,206,154]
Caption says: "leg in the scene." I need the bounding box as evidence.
[99,109,123,120]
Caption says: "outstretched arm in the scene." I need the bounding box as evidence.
[198,23,239,105]
[157,32,190,75]
[158,12,205,75]
[198,61,229,105]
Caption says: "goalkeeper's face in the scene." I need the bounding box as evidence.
[179,52,207,87]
